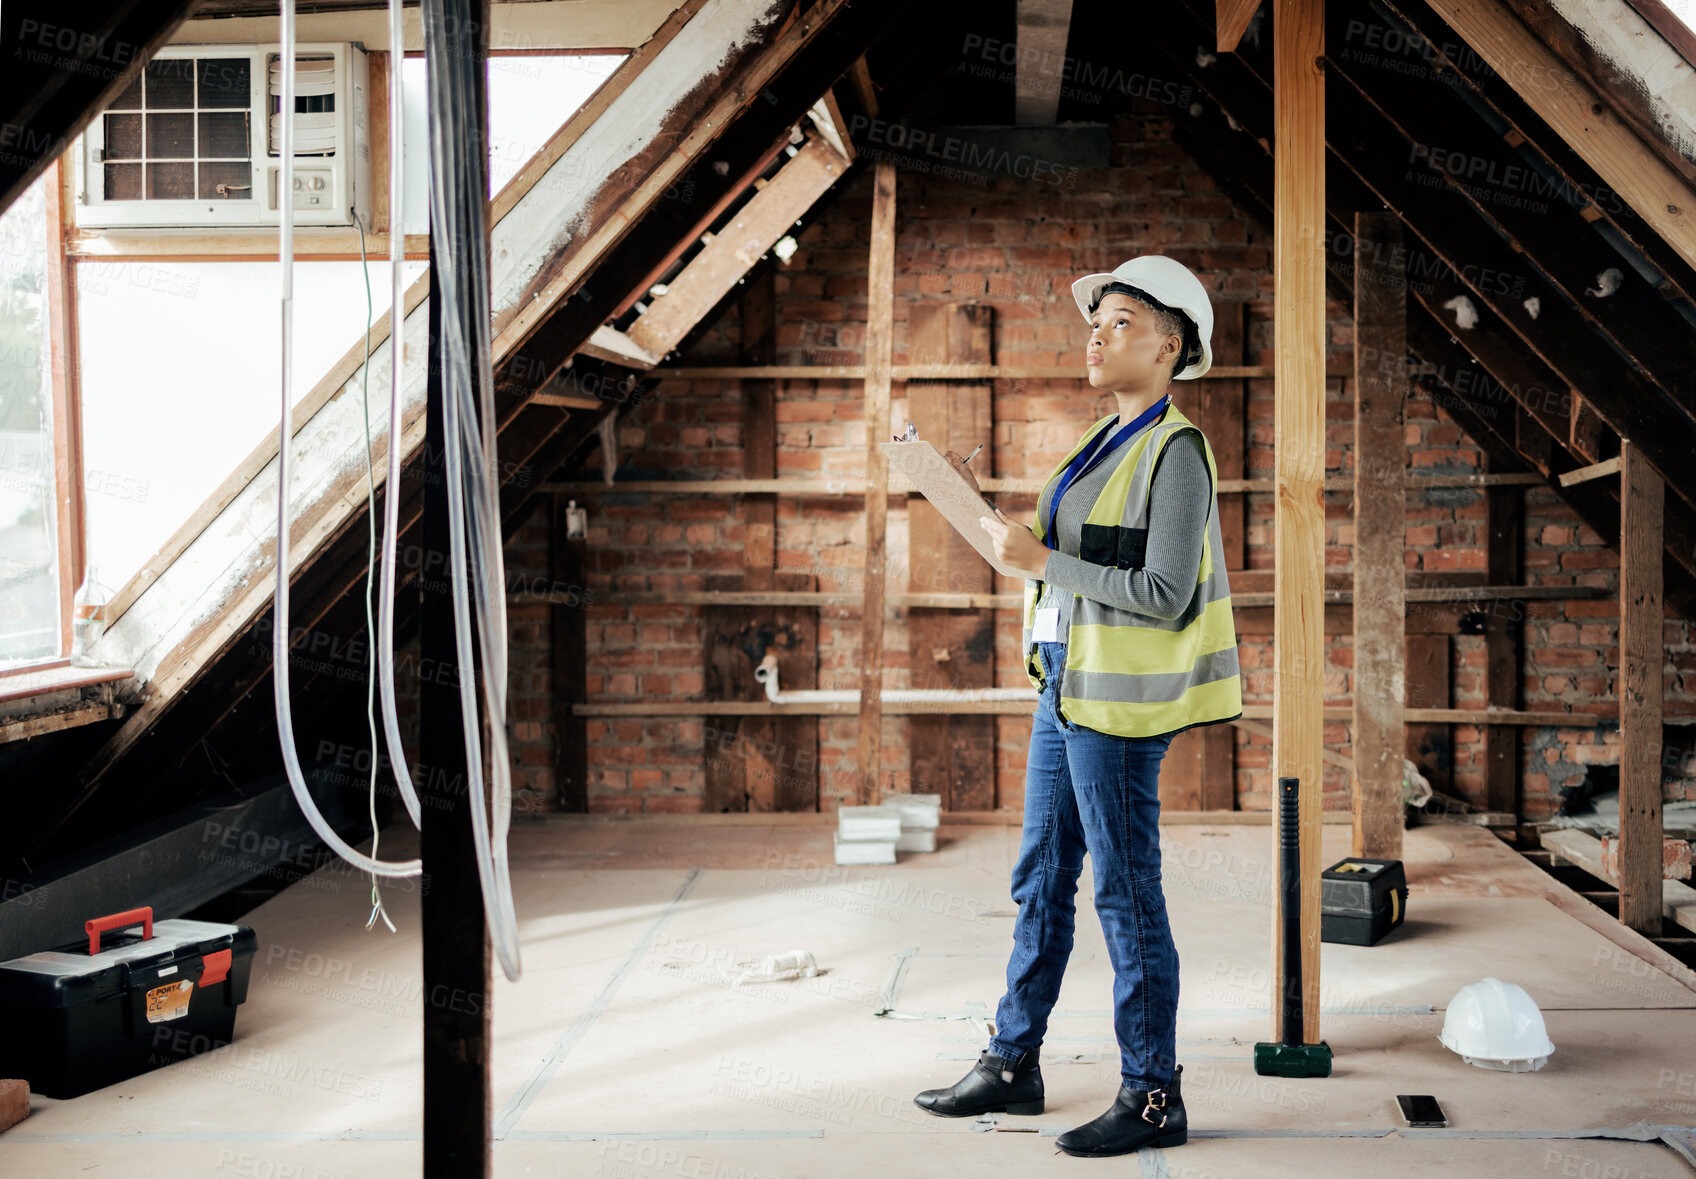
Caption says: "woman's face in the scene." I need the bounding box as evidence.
[1085,292,1181,391]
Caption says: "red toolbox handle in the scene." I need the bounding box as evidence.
[86,907,153,955]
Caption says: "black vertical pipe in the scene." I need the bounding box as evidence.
[420,0,492,1173]
[1278,775,1302,1046]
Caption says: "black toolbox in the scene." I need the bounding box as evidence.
[1319,857,1408,946]
[0,907,257,1098]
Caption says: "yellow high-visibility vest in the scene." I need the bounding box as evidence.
[1020,402,1243,739]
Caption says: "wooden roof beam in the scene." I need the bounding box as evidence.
[1014,0,1074,125]
[1422,0,1696,275]
[626,135,850,361]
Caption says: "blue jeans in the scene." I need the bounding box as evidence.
[988,641,1179,1088]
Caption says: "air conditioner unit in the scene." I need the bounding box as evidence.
[76,42,370,229]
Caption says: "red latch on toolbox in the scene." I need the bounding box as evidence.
[200,949,232,988]
[85,907,153,956]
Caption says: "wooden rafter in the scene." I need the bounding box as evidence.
[1421,0,1696,274]
[626,135,851,360]
[491,0,858,366]
[1375,0,1696,309]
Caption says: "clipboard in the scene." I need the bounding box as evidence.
[880,440,1029,579]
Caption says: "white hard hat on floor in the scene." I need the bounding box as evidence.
[1070,255,1214,380]
[1439,977,1555,1072]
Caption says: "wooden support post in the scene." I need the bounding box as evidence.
[45,158,85,656]
[1483,453,1524,820]
[1163,302,1243,811]
[1271,0,1326,1047]
[551,496,587,813]
[1351,211,1406,860]
[1620,439,1665,934]
[906,303,995,811]
[855,160,897,805]
[703,270,819,812]
[420,2,491,1174]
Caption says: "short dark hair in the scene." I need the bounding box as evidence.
[1089,281,1200,376]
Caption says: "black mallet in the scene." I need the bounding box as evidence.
[1254,775,1333,1077]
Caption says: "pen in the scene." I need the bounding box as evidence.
[962,443,983,465]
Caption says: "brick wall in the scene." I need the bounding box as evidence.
[502,109,1696,817]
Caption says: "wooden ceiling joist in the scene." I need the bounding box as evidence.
[626,135,850,360]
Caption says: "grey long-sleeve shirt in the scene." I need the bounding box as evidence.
[1033,421,1212,644]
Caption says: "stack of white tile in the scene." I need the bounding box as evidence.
[883,792,943,853]
[833,806,901,865]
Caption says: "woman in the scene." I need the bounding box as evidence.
[912,255,1242,1158]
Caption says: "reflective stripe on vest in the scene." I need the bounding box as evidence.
[1019,403,1243,739]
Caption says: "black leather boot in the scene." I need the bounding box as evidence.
[913,1048,1044,1117]
[1055,1064,1187,1157]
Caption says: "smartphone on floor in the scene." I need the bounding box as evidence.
[1396,1094,1447,1127]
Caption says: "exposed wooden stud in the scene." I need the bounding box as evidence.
[906,302,996,811]
[856,160,897,806]
[1351,210,1407,860]
[1559,456,1623,487]
[367,50,392,236]
[627,137,850,359]
[45,159,84,657]
[1271,0,1326,1047]
[1619,440,1665,934]
[1483,453,1525,818]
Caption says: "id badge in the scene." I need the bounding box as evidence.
[1032,607,1059,643]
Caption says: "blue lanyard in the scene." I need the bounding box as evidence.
[1042,396,1170,550]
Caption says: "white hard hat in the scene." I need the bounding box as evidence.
[1439,977,1554,1072]
[1071,255,1214,380]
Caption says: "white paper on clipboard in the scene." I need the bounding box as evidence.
[879,440,1029,579]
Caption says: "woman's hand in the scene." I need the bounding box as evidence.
[979,508,1051,579]
[941,449,981,494]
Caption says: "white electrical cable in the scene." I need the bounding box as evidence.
[375,0,423,830]
[275,0,421,880]
[354,210,399,932]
